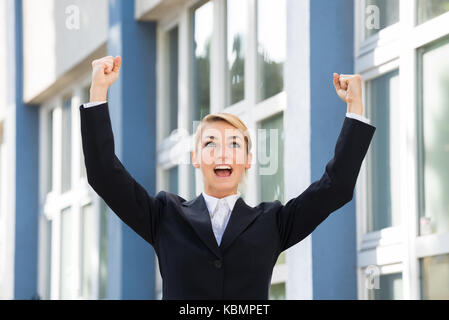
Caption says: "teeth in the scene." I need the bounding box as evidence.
[215,165,231,170]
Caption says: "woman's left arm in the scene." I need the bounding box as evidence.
[276,74,376,252]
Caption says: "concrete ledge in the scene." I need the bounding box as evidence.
[135,0,186,21]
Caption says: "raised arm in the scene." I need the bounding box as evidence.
[277,73,376,251]
[79,56,164,247]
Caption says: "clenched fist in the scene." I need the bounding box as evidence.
[333,73,363,115]
[89,56,122,102]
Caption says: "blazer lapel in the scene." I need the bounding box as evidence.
[219,197,260,252]
[181,194,261,257]
[181,194,221,258]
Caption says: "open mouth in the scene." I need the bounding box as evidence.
[214,165,233,178]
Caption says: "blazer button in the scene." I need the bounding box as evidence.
[214,259,222,269]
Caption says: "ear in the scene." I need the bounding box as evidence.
[245,151,253,170]
[191,150,200,169]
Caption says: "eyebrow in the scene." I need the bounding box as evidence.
[204,135,242,141]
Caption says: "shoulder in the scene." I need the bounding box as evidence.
[254,200,284,213]
[156,190,189,206]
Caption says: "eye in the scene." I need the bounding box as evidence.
[204,141,216,148]
[230,141,241,148]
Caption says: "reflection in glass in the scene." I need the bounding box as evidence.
[80,87,89,178]
[419,39,449,236]
[260,113,284,204]
[80,203,97,299]
[99,199,108,299]
[62,97,72,193]
[364,0,399,39]
[269,282,285,300]
[417,0,449,24]
[60,206,74,299]
[366,70,400,232]
[167,26,179,136]
[189,163,197,201]
[257,0,286,102]
[367,272,403,300]
[47,109,54,193]
[226,0,246,106]
[420,254,449,299]
[168,166,179,194]
[192,1,213,127]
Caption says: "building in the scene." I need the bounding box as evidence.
[0,0,448,300]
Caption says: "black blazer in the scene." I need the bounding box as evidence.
[79,102,376,300]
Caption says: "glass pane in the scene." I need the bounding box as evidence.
[367,272,403,300]
[417,0,449,24]
[80,203,97,299]
[167,26,179,136]
[62,97,72,193]
[364,0,399,39]
[60,206,75,299]
[189,163,197,200]
[80,87,89,178]
[276,251,286,266]
[45,218,53,300]
[366,70,400,232]
[419,39,449,236]
[168,166,179,194]
[260,113,284,204]
[257,0,286,102]
[269,282,285,300]
[226,0,246,106]
[99,199,108,299]
[420,254,449,299]
[47,109,54,193]
[192,1,213,127]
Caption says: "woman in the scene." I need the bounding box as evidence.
[80,56,376,300]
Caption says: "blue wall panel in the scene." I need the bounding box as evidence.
[310,0,357,299]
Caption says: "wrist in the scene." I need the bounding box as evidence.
[347,101,363,116]
[90,85,108,102]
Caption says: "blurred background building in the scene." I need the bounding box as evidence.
[0,0,448,300]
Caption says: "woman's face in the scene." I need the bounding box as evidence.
[192,120,252,198]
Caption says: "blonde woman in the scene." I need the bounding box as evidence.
[80,56,376,300]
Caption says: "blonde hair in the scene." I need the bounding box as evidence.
[193,113,252,193]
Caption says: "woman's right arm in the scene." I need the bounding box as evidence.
[79,56,164,247]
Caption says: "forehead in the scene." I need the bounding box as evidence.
[201,121,243,139]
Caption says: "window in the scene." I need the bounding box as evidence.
[61,96,72,193]
[259,113,286,299]
[417,0,449,25]
[167,26,179,137]
[364,0,399,39]
[420,253,449,299]
[417,38,449,236]
[168,166,179,194]
[80,203,96,299]
[259,113,284,204]
[80,87,89,179]
[226,0,246,106]
[60,206,74,299]
[192,1,213,123]
[366,70,400,232]
[40,82,108,300]
[256,0,286,102]
[367,271,403,300]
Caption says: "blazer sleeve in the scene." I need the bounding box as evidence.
[79,102,164,247]
[277,117,376,252]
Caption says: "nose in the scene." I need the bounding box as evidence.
[215,142,232,163]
